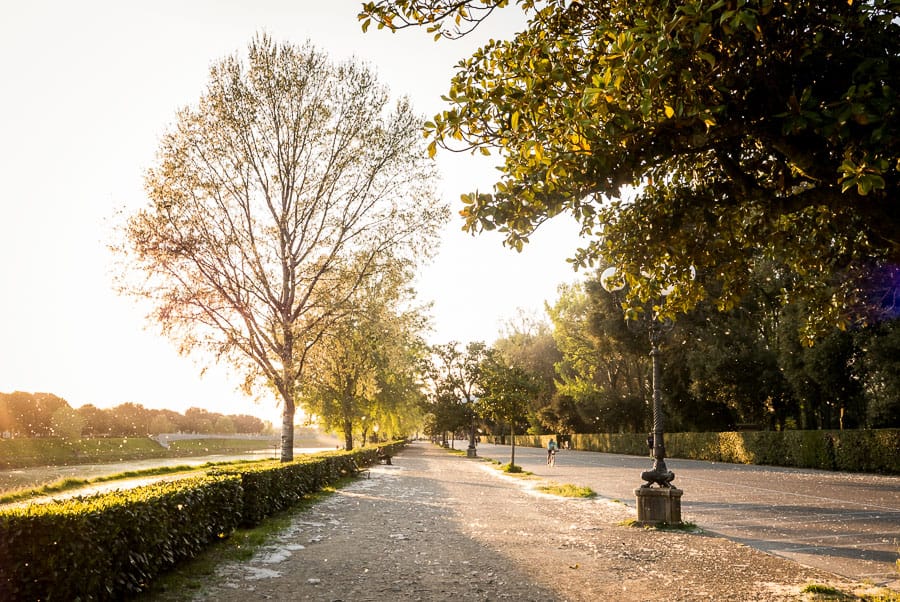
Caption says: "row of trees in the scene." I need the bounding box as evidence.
[421,265,900,445]
[111,2,898,460]
[0,392,269,439]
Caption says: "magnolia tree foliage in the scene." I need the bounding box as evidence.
[361,0,900,342]
[118,35,447,461]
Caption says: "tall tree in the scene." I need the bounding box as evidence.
[858,318,900,428]
[117,35,446,461]
[361,0,900,342]
[0,392,71,437]
[547,280,649,433]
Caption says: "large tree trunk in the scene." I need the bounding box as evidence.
[510,425,516,468]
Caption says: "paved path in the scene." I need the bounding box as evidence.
[473,442,900,589]
[184,441,864,602]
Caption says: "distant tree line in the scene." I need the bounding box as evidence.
[0,392,270,439]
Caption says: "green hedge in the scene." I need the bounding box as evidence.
[488,430,900,474]
[218,452,365,527]
[0,442,405,600]
[0,474,243,601]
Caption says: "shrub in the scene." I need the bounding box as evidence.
[0,474,242,600]
[0,440,406,600]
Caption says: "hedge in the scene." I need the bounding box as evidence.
[0,442,404,601]
[0,474,243,600]
[488,430,900,475]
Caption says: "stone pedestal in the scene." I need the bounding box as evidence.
[634,486,683,526]
[466,447,477,458]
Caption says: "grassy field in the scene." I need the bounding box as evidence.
[0,436,278,470]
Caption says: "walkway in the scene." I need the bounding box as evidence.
[180,442,874,601]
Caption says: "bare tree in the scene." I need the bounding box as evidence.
[116,34,446,461]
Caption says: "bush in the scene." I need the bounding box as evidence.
[0,441,406,600]
[0,474,243,601]
[218,452,359,526]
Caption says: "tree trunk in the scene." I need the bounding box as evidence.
[343,418,354,450]
[510,425,516,468]
[280,402,295,462]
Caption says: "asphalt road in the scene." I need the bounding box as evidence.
[472,441,900,589]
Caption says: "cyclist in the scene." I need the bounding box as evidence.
[547,437,558,465]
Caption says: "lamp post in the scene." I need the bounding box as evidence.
[601,266,683,524]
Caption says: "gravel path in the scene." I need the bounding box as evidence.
[191,442,874,601]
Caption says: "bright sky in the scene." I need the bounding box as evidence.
[0,1,582,425]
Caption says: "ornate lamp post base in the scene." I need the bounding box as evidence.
[640,467,675,488]
[634,486,683,526]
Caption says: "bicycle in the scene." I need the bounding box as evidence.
[548,448,557,467]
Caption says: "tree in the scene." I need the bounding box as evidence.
[231,413,267,434]
[109,402,152,437]
[149,413,177,436]
[77,404,113,437]
[118,34,446,461]
[361,0,900,341]
[859,319,900,427]
[421,341,488,445]
[50,405,85,440]
[547,280,650,433]
[477,348,539,468]
[0,392,71,437]
[300,265,429,449]
[493,310,561,430]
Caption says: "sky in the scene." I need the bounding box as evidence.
[0,1,583,425]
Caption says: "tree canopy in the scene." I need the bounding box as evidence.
[361,0,900,341]
[118,34,446,460]
[299,264,429,450]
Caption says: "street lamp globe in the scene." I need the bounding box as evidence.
[600,266,624,292]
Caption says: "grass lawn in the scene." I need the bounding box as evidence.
[0,436,278,470]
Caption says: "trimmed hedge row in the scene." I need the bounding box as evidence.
[0,443,403,601]
[219,450,377,527]
[0,474,243,601]
[494,430,900,474]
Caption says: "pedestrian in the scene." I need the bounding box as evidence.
[647,432,654,457]
[547,437,558,464]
